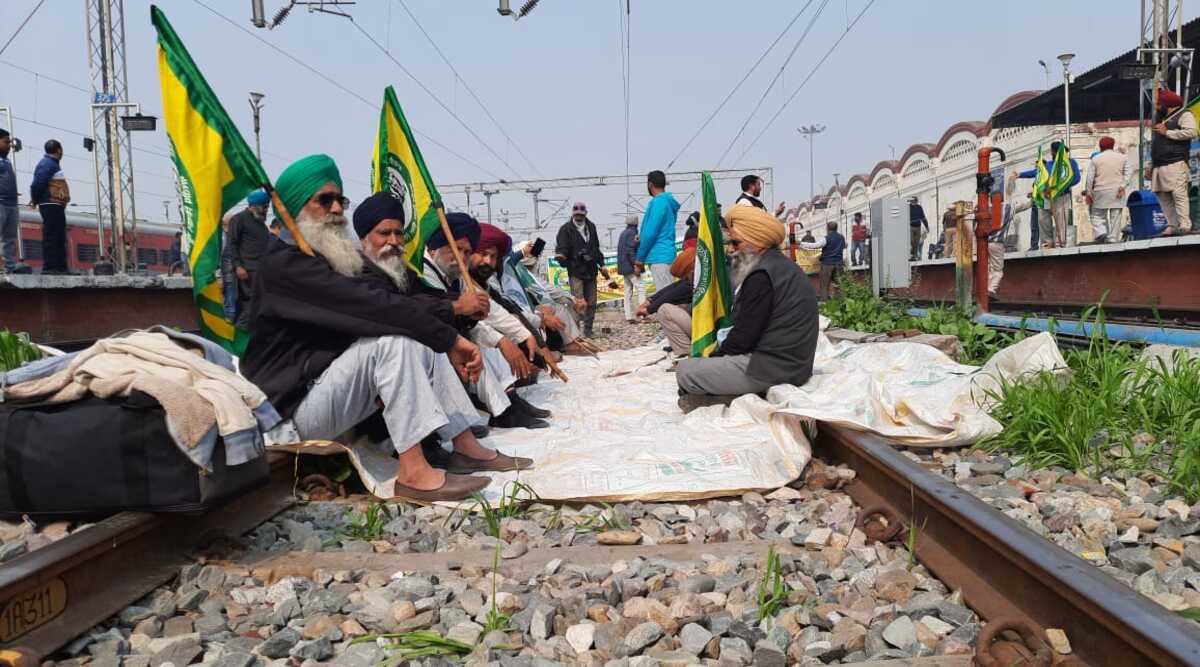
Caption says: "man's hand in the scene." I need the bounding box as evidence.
[543,312,566,332]
[573,297,587,314]
[1118,186,1127,199]
[1155,122,1168,136]
[634,261,645,274]
[235,266,249,281]
[453,289,490,319]
[448,336,483,383]
[499,337,536,379]
[635,301,650,318]
[775,201,786,217]
[1086,194,1094,205]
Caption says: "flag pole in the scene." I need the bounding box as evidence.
[434,203,478,292]
[264,186,313,257]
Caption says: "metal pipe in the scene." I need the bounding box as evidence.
[908,308,1200,347]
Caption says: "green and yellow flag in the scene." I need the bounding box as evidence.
[152,6,269,356]
[372,86,442,273]
[1047,142,1074,200]
[690,172,734,357]
[1031,146,1050,209]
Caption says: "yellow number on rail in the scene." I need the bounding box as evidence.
[0,578,67,642]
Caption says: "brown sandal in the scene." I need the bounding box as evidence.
[391,473,490,502]
[445,451,534,474]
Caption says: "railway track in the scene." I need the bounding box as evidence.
[1,430,1198,665]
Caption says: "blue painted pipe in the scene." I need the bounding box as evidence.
[905,308,1200,347]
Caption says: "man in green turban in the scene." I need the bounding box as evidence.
[242,154,531,501]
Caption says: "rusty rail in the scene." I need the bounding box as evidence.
[0,455,294,657]
[816,425,1200,667]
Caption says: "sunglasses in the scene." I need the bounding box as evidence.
[311,192,350,209]
[727,238,743,248]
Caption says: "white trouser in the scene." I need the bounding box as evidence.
[987,242,1004,293]
[622,273,646,320]
[474,346,514,416]
[649,264,674,293]
[1089,207,1121,242]
[549,302,582,344]
[291,336,485,452]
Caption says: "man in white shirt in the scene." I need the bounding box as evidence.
[1085,136,1129,243]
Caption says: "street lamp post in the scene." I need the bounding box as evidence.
[249,92,265,161]
[1038,59,1052,89]
[798,124,826,202]
[1059,53,1075,238]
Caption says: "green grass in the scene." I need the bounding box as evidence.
[339,502,397,541]
[572,503,631,534]
[755,545,791,621]
[0,330,41,372]
[349,630,473,662]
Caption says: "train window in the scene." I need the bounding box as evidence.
[137,248,158,267]
[21,239,43,261]
[77,244,99,263]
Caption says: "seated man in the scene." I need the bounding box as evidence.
[649,237,698,356]
[243,155,529,502]
[676,205,818,404]
[505,240,591,354]
[352,192,547,432]
[420,212,551,428]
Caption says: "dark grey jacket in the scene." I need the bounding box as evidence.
[744,248,819,387]
[616,225,639,275]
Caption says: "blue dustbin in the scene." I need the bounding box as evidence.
[1127,190,1168,239]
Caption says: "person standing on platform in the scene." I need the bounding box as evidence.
[554,202,611,337]
[1085,136,1129,243]
[735,174,767,209]
[30,140,70,274]
[0,129,23,274]
[907,197,928,261]
[635,170,680,291]
[850,212,868,267]
[227,190,271,327]
[1020,141,1080,248]
[818,221,846,299]
[941,205,958,256]
[616,214,643,323]
[1151,90,1196,235]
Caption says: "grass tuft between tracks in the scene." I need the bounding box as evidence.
[821,278,1200,501]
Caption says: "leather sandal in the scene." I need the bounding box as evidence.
[391,473,490,502]
[445,451,534,474]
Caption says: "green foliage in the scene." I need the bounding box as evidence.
[572,502,631,534]
[339,502,397,541]
[818,274,919,334]
[349,630,473,662]
[0,330,41,372]
[982,308,1200,501]
[755,545,791,621]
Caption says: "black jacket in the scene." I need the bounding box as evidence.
[647,278,692,314]
[228,208,271,272]
[241,239,458,418]
[555,218,604,279]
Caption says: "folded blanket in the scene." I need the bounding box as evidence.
[4,331,279,470]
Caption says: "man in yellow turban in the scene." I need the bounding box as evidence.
[676,204,819,406]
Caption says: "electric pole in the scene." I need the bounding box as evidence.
[483,189,499,226]
[86,0,138,272]
[249,92,265,160]
[526,187,542,229]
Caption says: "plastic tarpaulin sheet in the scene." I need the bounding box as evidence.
[267,329,1065,502]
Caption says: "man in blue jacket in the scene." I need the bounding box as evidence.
[635,170,679,292]
[30,140,70,273]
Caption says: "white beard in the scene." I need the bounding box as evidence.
[370,249,410,291]
[298,211,363,277]
[433,251,461,282]
[730,247,763,288]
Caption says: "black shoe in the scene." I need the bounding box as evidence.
[509,392,551,418]
[470,424,490,439]
[490,405,550,429]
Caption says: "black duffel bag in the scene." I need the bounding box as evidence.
[0,391,269,520]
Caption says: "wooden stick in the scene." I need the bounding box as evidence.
[435,205,478,292]
[265,187,314,257]
[538,347,569,383]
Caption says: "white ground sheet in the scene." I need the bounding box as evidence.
[267,330,1065,504]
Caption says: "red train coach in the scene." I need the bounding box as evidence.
[16,209,180,274]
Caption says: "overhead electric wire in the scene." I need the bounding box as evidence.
[715,0,830,167]
[732,0,878,166]
[665,0,817,170]
[189,0,504,181]
[348,19,526,180]
[394,0,543,178]
[0,0,46,58]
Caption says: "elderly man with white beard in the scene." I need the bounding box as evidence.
[353,192,550,430]
[675,205,819,407]
[242,155,531,502]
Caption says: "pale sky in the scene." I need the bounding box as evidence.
[0,0,1176,249]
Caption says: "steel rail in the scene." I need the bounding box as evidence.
[816,425,1200,667]
[0,455,295,657]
